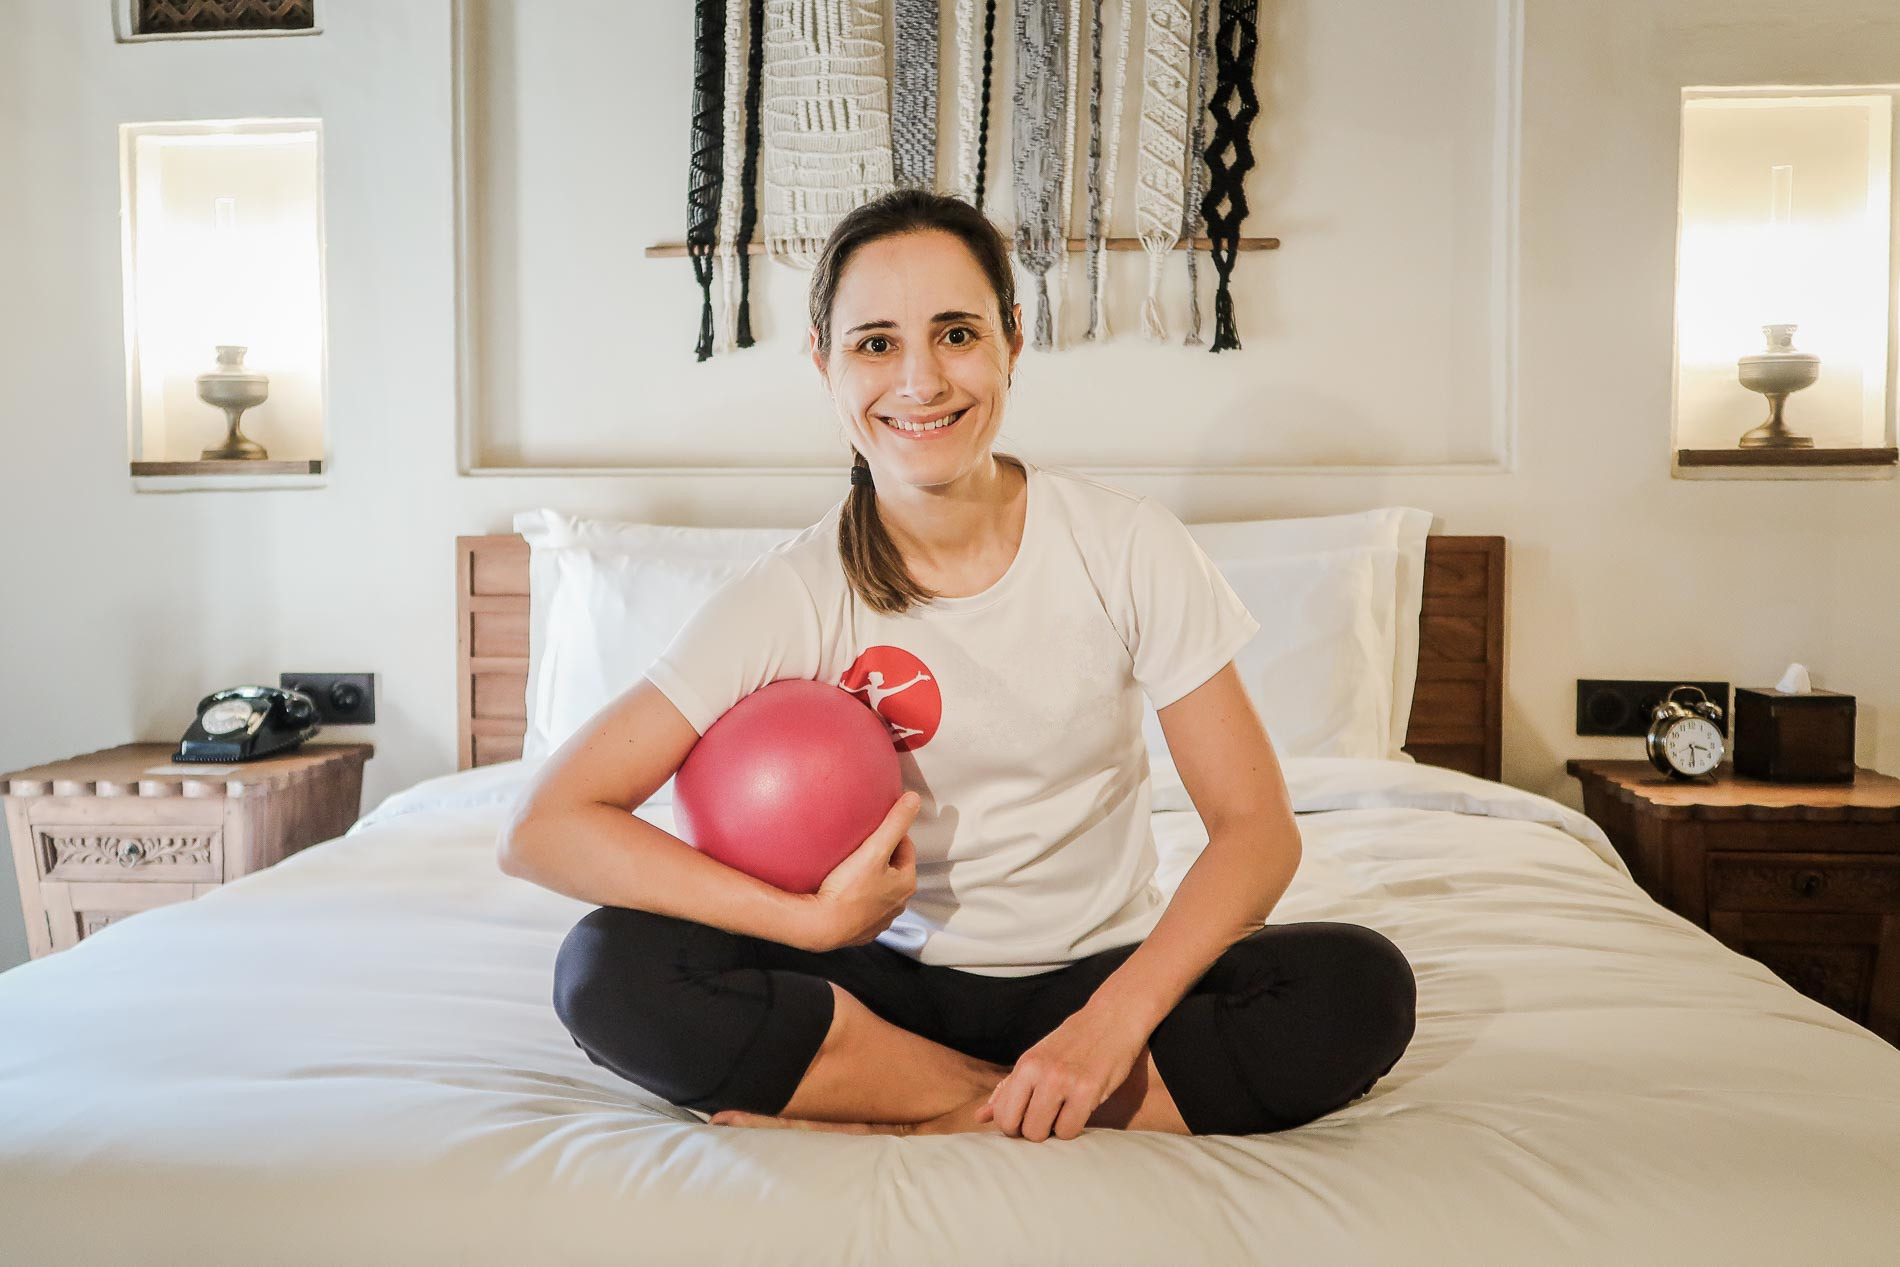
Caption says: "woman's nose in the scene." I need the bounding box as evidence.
[895,342,949,401]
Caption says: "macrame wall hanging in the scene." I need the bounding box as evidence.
[661,0,1278,359]
[892,0,938,188]
[1048,0,1085,347]
[1012,0,1068,350]
[952,0,982,200]
[713,0,748,354]
[686,0,727,362]
[732,0,766,347]
[761,0,894,269]
[1135,0,1192,342]
[1084,0,1135,342]
[1201,0,1263,352]
[1179,0,1215,346]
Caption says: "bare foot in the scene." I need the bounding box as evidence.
[709,1089,1003,1139]
[708,1110,882,1135]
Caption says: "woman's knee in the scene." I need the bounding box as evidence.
[551,905,749,1102]
[550,906,835,1114]
[1320,923,1418,1090]
[1221,922,1418,1132]
[551,906,688,1040]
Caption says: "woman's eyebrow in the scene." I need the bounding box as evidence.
[842,310,988,337]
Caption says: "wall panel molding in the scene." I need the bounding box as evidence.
[449,0,1522,477]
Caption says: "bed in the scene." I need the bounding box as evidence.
[1,527,1897,1266]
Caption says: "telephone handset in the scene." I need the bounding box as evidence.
[174,685,322,763]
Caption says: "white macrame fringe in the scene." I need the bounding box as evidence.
[761,0,894,271]
[1092,0,1136,341]
[715,0,749,353]
[954,0,981,202]
[1136,0,1191,342]
[1050,0,1083,348]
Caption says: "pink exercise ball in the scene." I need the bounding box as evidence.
[673,679,905,895]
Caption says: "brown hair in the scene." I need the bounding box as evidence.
[809,189,1021,615]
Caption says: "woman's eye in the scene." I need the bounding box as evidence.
[860,336,891,354]
[944,327,974,346]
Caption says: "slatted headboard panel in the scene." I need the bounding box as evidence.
[455,533,1506,781]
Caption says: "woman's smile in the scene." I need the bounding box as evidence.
[879,407,970,439]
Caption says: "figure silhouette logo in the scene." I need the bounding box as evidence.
[839,647,942,752]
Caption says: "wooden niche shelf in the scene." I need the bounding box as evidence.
[131,460,324,476]
[1676,448,1898,468]
[644,236,1280,258]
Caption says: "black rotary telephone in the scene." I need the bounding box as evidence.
[174,685,322,763]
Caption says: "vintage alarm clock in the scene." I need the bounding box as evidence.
[1645,685,1726,779]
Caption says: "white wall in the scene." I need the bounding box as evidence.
[2,0,1896,972]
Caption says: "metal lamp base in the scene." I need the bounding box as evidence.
[1737,394,1815,449]
[195,346,271,460]
[201,406,270,460]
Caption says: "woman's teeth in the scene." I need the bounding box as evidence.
[884,410,963,433]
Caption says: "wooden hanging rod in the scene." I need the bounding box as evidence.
[644,236,1278,258]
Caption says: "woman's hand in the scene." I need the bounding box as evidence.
[791,791,920,953]
[976,1003,1150,1142]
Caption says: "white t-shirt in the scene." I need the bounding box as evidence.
[644,458,1260,977]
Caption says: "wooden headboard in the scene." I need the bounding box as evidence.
[456,533,1506,780]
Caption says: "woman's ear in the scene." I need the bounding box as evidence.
[1007,303,1025,372]
[809,328,828,383]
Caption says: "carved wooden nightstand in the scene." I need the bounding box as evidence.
[2,742,372,958]
[1566,759,1900,1046]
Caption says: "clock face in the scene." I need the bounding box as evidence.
[201,699,257,735]
[1663,716,1723,775]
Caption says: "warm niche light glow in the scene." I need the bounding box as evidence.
[1673,92,1893,452]
[121,119,327,469]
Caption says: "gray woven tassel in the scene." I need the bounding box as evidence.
[892,0,938,188]
[1085,0,1135,341]
[1083,1,1106,340]
[1180,0,1215,346]
[1012,0,1068,350]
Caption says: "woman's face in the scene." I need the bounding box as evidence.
[812,229,1024,491]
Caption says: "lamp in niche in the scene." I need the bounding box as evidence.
[196,344,270,459]
[195,195,271,459]
[1736,165,1818,449]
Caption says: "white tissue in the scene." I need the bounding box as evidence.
[1775,662,1812,694]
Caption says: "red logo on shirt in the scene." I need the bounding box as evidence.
[839,647,941,752]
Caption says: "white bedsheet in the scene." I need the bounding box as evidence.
[2,758,1897,1266]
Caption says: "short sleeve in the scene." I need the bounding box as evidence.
[642,553,824,735]
[1122,496,1261,710]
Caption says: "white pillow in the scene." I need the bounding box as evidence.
[515,505,1434,807]
[513,510,799,769]
[1142,546,1392,810]
[1185,506,1432,761]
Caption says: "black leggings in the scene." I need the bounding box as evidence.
[553,908,1417,1137]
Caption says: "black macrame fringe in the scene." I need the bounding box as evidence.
[734,0,765,348]
[687,0,727,362]
[974,0,998,209]
[1201,0,1260,353]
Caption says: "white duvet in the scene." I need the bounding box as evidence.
[1,758,1897,1266]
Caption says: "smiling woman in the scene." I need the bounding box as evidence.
[803,190,1030,614]
[520,185,1414,1146]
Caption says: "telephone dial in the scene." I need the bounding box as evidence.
[174,685,322,763]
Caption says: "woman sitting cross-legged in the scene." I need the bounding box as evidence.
[499,189,1417,1142]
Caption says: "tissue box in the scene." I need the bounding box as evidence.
[1733,686,1856,782]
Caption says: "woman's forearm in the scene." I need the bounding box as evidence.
[500,803,815,948]
[1089,820,1302,1033]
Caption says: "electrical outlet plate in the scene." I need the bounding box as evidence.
[1576,679,1729,737]
[279,672,377,725]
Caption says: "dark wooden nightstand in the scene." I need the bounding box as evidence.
[2,742,373,959]
[1566,759,1900,1046]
